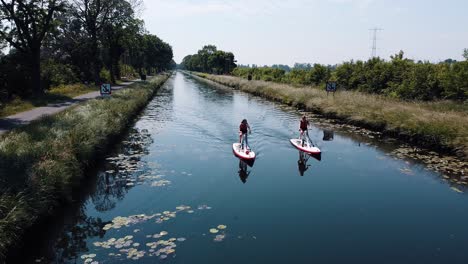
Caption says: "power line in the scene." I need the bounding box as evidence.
[369,28,383,58]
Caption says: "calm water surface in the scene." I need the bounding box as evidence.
[20,72,468,264]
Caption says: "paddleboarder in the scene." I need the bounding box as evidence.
[299,115,309,146]
[239,119,251,150]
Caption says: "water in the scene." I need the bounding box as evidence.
[18,72,468,264]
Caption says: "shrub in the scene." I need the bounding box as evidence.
[99,68,112,83]
[41,60,79,89]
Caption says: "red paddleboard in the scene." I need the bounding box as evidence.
[290,139,321,154]
[232,143,256,160]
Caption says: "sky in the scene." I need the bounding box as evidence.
[141,0,468,66]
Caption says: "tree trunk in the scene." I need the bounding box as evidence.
[91,35,101,85]
[109,64,116,84]
[114,58,121,80]
[31,48,43,96]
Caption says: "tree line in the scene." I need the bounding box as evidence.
[0,0,174,101]
[180,45,236,74]
[232,51,468,101]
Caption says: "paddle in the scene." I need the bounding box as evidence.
[306,131,315,147]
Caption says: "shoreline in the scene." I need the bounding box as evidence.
[187,71,467,177]
[0,73,172,260]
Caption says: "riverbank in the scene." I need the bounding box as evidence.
[0,73,171,260]
[191,72,467,161]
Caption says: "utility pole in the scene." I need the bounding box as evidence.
[369,28,383,58]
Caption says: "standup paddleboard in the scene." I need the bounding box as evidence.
[233,143,256,160]
[290,139,321,155]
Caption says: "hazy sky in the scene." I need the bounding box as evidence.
[141,0,468,65]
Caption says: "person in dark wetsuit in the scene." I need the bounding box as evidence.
[239,119,251,150]
[299,115,309,146]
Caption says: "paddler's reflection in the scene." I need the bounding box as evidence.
[238,160,251,183]
[298,151,311,176]
[323,130,334,141]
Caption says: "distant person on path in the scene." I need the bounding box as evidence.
[299,115,309,145]
[239,119,251,150]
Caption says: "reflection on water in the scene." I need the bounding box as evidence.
[15,72,468,264]
[323,130,334,141]
[297,151,321,176]
[297,151,311,176]
[238,160,252,183]
[92,129,153,212]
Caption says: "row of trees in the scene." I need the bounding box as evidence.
[180,45,236,74]
[233,63,332,85]
[232,51,468,101]
[0,0,174,100]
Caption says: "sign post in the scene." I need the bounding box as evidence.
[326,82,337,97]
[100,83,111,97]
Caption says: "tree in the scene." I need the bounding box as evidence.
[101,0,141,83]
[463,48,468,61]
[71,0,124,85]
[0,0,65,95]
[181,45,236,74]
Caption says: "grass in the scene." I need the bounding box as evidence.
[0,73,171,260]
[0,83,98,118]
[193,72,468,160]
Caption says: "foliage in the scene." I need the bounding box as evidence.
[99,68,112,83]
[0,0,66,95]
[0,0,173,105]
[0,74,170,260]
[180,45,236,74]
[231,51,467,101]
[41,59,79,89]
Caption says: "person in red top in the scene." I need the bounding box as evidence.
[299,115,309,145]
[239,119,251,150]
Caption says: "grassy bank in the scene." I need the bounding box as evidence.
[193,72,468,160]
[0,84,98,118]
[0,73,170,260]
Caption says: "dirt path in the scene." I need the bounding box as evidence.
[0,82,135,135]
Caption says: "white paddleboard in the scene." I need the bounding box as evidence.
[290,139,321,154]
[232,143,256,160]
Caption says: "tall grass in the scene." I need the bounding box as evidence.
[0,73,170,260]
[194,73,468,160]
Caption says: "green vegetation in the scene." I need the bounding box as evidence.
[194,73,468,160]
[0,0,174,103]
[0,84,98,118]
[0,74,170,260]
[232,51,468,101]
[180,45,236,74]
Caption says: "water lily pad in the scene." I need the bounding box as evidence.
[451,187,463,193]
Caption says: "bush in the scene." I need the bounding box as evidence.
[99,68,112,83]
[233,51,468,101]
[0,52,32,101]
[41,59,79,89]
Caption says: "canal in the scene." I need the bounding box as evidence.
[19,72,468,264]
